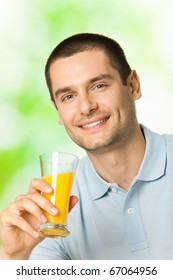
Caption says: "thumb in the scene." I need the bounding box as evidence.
[69,195,78,212]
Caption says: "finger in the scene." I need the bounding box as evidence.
[8,198,47,224]
[14,193,58,218]
[2,210,40,238]
[29,178,53,194]
[69,195,78,212]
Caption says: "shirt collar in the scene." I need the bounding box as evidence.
[86,158,111,200]
[136,125,166,181]
[86,125,166,200]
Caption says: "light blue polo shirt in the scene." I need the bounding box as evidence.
[30,125,173,259]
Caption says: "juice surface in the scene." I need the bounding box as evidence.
[42,172,74,224]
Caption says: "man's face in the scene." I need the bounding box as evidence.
[49,49,141,154]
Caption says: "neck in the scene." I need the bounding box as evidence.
[87,125,146,191]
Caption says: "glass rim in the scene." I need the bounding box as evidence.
[39,151,79,162]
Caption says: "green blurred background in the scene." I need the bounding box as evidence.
[1,0,173,211]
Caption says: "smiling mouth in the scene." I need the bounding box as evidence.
[79,117,109,129]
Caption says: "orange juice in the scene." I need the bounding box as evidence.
[42,172,74,225]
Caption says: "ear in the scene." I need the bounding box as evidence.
[127,70,142,101]
[51,100,64,125]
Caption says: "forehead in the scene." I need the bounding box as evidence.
[50,49,112,74]
[49,50,120,93]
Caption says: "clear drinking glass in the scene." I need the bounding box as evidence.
[38,151,79,238]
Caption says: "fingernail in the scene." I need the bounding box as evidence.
[51,206,58,215]
[33,230,39,238]
[46,186,52,193]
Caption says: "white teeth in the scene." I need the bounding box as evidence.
[82,118,107,128]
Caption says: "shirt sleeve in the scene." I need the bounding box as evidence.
[29,238,71,260]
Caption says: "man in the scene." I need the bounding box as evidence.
[0,33,173,259]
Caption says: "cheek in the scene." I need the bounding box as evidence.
[57,110,65,125]
[58,107,74,126]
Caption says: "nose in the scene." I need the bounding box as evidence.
[78,92,98,115]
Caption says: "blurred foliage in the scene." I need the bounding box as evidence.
[1,0,173,210]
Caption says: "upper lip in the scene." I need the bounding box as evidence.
[77,116,110,127]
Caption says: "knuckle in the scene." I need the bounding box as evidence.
[0,207,13,224]
[7,201,16,211]
[21,197,28,204]
[0,208,7,221]
[15,194,25,201]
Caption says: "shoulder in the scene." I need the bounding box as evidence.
[163,134,173,143]
[142,124,173,146]
[162,134,173,154]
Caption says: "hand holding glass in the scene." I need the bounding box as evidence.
[38,152,79,238]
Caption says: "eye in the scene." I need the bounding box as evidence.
[93,83,107,91]
[62,94,74,102]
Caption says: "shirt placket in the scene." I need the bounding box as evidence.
[123,182,149,252]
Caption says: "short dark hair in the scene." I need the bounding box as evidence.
[45,33,132,101]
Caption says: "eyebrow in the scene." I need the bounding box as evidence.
[54,73,114,98]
